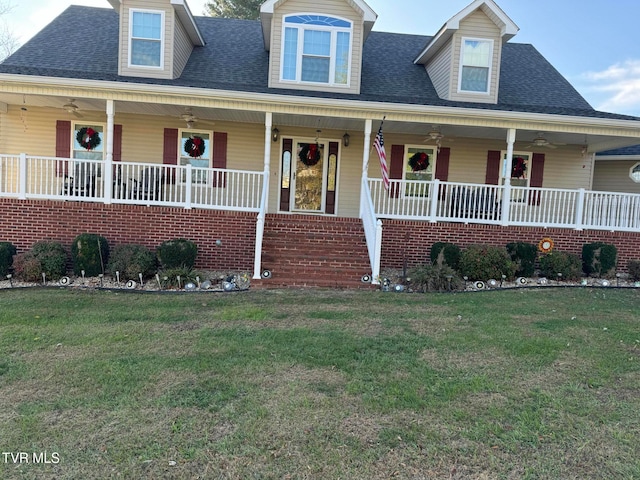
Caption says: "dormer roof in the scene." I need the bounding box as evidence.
[414,0,518,64]
[259,0,377,50]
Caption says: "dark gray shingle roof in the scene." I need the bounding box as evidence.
[1,5,637,121]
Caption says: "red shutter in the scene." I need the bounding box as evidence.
[55,120,71,177]
[212,132,228,188]
[389,144,404,198]
[485,150,501,185]
[113,124,122,162]
[279,138,293,212]
[163,128,179,183]
[434,147,450,199]
[528,153,545,206]
[325,141,339,214]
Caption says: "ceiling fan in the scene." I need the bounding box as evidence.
[423,126,444,146]
[523,132,565,149]
[179,107,214,129]
[62,99,83,118]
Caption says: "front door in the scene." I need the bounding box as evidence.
[279,138,339,214]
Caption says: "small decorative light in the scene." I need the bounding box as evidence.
[488,279,498,288]
[600,279,611,287]
[272,127,280,142]
[185,282,196,291]
[516,277,527,286]
[156,274,162,289]
[393,284,405,292]
[342,132,350,147]
[223,281,235,291]
[125,280,137,289]
[538,277,548,285]
[361,274,371,283]
[474,280,485,290]
[581,279,588,286]
[59,276,70,286]
[261,269,272,279]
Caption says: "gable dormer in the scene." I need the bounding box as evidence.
[260,0,377,95]
[108,0,205,80]
[414,0,518,104]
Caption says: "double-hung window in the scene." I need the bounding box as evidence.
[459,38,493,93]
[281,15,352,86]
[130,9,164,68]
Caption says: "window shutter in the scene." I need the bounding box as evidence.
[279,138,293,212]
[528,153,545,206]
[325,141,339,214]
[434,147,450,199]
[113,124,122,162]
[163,128,178,183]
[212,132,228,188]
[485,150,501,185]
[55,120,71,177]
[389,144,404,198]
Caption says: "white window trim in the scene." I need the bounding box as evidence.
[500,150,533,192]
[72,122,105,160]
[279,14,353,88]
[178,128,213,185]
[128,8,165,69]
[457,36,494,95]
[402,145,438,198]
[630,162,640,183]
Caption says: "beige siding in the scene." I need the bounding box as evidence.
[119,0,175,80]
[268,0,363,95]
[593,160,640,193]
[449,10,501,104]
[173,14,194,78]
[425,42,453,100]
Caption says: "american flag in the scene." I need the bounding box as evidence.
[373,121,389,190]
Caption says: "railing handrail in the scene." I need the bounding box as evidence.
[360,176,382,284]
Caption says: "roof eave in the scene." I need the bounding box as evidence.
[170,0,206,46]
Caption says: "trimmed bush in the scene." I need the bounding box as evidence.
[459,245,517,281]
[158,266,204,288]
[539,251,582,281]
[408,263,462,292]
[107,244,157,281]
[156,238,198,269]
[430,242,461,270]
[71,233,109,277]
[628,260,640,281]
[0,241,17,276]
[13,241,67,281]
[506,242,538,277]
[582,242,618,277]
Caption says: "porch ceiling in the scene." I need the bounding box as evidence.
[1,91,638,153]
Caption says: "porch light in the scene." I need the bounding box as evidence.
[342,132,350,147]
[272,127,280,142]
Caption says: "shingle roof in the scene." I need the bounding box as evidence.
[597,145,640,156]
[1,5,637,121]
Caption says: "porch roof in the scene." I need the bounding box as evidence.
[1,6,638,123]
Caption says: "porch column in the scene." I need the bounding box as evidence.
[103,100,115,204]
[253,112,273,280]
[501,128,516,225]
[359,119,373,217]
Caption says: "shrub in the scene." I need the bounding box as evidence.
[158,266,205,288]
[71,233,109,277]
[459,245,517,281]
[539,251,582,281]
[408,263,462,292]
[0,241,17,276]
[582,242,618,277]
[430,242,461,270]
[506,242,538,277]
[156,238,198,269]
[107,244,157,281]
[628,260,640,281]
[13,241,67,281]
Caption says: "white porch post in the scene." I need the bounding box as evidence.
[253,112,272,280]
[360,119,372,217]
[501,128,516,226]
[103,100,115,204]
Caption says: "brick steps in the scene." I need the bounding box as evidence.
[255,214,375,289]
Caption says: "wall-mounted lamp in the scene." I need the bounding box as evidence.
[342,132,350,147]
[272,127,280,142]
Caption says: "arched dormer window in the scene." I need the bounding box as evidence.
[281,14,352,86]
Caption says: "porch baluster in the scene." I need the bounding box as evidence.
[429,179,439,222]
[185,164,193,209]
[501,182,511,226]
[19,153,27,200]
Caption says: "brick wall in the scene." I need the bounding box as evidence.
[0,199,257,271]
[381,220,640,273]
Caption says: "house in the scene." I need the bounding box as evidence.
[0,0,639,287]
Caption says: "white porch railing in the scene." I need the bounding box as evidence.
[0,154,265,212]
[368,178,640,232]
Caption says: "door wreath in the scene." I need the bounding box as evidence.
[76,127,101,151]
[299,143,321,166]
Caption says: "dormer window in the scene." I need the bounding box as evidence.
[129,9,164,68]
[459,37,493,93]
[281,15,352,86]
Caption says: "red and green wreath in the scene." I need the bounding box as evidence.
[299,143,321,166]
[184,136,206,158]
[76,127,101,151]
[408,151,430,172]
[511,157,527,179]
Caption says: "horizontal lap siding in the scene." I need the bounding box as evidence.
[173,15,194,78]
[426,42,453,100]
[593,160,640,193]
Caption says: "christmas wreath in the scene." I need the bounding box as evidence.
[76,127,101,151]
[511,156,527,179]
[408,151,430,172]
[184,136,206,158]
[299,143,321,166]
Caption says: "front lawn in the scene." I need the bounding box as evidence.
[0,287,638,479]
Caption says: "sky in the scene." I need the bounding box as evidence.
[2,0,640,117]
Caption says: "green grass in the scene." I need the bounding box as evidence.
[0,287,639,479]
